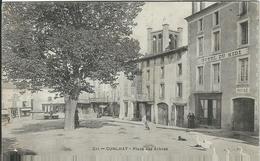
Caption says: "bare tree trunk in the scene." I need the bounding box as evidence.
[64,94,78,130]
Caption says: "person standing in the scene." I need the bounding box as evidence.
[187,113,191,128]
[74,109,79,128]
[142,115,150,130]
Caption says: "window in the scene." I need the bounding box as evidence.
[238,57,249,83]
[240,2,248,16]
[48,97,52,101]
[160,57,164,65]
[160,83,165,99]
[22,101,27,107]
[213,11,219,26]
[240,21,248,45]
[198,18,203,31]
[169,34,178,49]
[146,85,150,98]
[153,35,157,53]
[198,66,204,85]
[160,66,165,78]
[177,83,183,98]
[158,34,163,53]
[174,35,178,48]
[198,36,204,56]
[213,31,220,52]
[178,63,182,76]
[147,70,150,81]
[212,63,220,84]
[146,60,150,67]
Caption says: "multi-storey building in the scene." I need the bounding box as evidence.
[186,2,259,132]
[130,24,190,127]
[2,79,121,119]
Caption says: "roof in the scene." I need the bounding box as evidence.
[185,2,229,22]
[137,46,188,62]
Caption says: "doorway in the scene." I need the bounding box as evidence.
[233,98,254,131]
[198,99,218,126]
[176,105,184,127]
[158,103,168,125]
[145,104,151,122]
[124,101,128,117]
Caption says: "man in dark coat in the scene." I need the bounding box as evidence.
[74,109,79,128]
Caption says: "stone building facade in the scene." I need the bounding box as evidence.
[131,24,190,127]
[186,2,259,132]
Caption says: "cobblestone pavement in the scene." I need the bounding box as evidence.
[2,117,260,161]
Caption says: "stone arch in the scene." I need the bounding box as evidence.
[157,102,169,125]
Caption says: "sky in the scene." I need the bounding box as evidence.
[132,2,214,54]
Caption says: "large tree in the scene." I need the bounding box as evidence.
[2,2,143,130]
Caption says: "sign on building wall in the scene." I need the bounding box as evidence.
[236,84,250,94]
[236,87,250,93]
[197,48,248,64]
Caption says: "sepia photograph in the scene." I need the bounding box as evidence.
[1,1,260,161]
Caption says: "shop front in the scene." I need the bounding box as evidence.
[194,93,222,128]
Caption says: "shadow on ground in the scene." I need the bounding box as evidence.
[2,137,37,156]
[12,119,120,134]
[79,119,119,128]
[193,130,259,146]
[12,120,64,134]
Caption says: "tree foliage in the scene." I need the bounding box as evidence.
[2,2,144,99]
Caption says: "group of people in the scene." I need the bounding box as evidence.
[187,112,196,128]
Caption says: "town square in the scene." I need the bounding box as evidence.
[2,1,260,161]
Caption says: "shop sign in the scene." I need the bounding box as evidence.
[236,87,250,93]
[198,48,248,64]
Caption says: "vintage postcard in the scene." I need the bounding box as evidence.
[1,1,259,161]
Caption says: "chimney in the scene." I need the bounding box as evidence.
[200,2,205,10]
[162,23,169,51]
[177,27,183,47]
[147,27,153,55]
[192,2,198,14]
